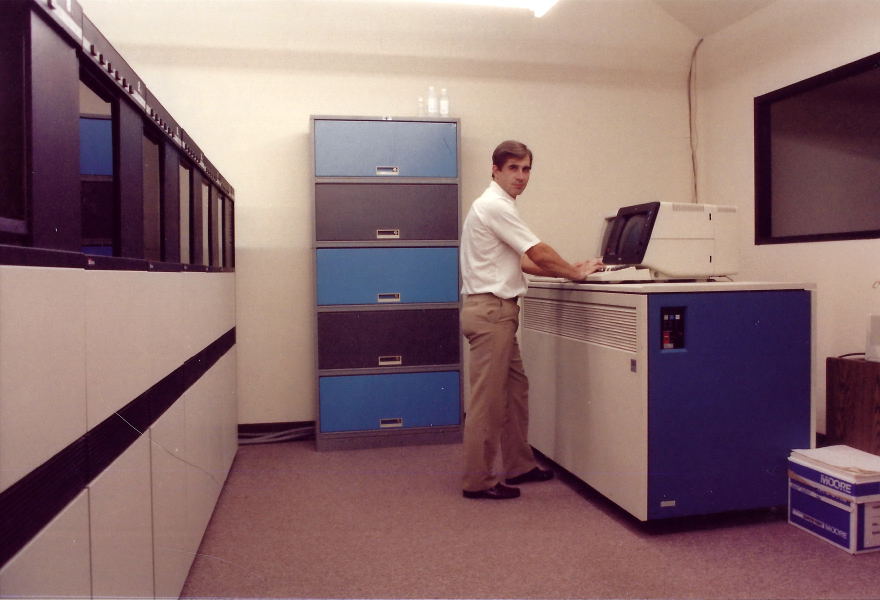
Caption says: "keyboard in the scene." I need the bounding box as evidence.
[583,266,654,282]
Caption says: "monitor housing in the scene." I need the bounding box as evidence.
[600,201,738,280]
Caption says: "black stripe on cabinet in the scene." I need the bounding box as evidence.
[0,244,234,272]
[0,245,87,269]
[0,327,236,569]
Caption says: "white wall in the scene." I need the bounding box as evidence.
[695,0,880,432]
[81,0,700,424]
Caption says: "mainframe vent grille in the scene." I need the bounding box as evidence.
[672,203,706,212]
[522,297,637,353]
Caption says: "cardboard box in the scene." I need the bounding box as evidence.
[788,445,880,554]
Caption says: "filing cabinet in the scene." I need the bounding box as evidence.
[312,116,462,450]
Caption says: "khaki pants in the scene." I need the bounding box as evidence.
[461,293,537,492]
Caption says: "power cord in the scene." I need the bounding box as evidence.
[688,37,704,204]
[238,424,315,445]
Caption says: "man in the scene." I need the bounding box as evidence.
[459,140,603,500]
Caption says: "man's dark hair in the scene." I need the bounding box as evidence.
[492,140,533,171]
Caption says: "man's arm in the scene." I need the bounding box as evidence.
[522,242,603,280]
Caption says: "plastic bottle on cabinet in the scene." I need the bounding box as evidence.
[439,88,450,117]
[427,86,438,116]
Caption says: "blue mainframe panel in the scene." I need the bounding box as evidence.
[646,290,812,519]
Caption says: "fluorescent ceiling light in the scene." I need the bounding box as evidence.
[368,0,560,18]
[452,0,559,17]
[523,0,559,17]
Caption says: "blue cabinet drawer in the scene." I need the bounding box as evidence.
[314,119,458,178]
[316,247,459,305]
[319,371,461,433]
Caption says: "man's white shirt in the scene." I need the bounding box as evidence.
[460,180,541,299]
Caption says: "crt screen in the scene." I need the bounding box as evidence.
[618,213,647,254]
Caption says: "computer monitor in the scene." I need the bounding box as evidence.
[599,201,738,279]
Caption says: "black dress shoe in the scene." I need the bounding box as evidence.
[505,467,554,485]
[462,482,521,500]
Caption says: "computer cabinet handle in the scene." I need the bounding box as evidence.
[376,166,400,176]
[378,355,403,366]
[376,229,401,239]
[377,292,401,303]
[380,417,404,428]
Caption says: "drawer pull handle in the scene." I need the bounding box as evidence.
[378,355,403,366]
[380,417,404,428]
[377,292,401,303]
[376,229,400,239]
[376,166,400,176]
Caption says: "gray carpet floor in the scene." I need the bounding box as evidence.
[180,441,880,599]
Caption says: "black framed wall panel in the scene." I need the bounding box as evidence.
[753,51,880,245]
[28,9,80,252]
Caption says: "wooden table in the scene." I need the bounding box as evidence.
[826,357,880,455]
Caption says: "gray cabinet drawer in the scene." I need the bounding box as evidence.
[317,308,459,370]
[315,183,458,242]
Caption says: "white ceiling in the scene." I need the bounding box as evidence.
[76,0,780,74]
[652,0,776,37]
[79,0,779,43]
